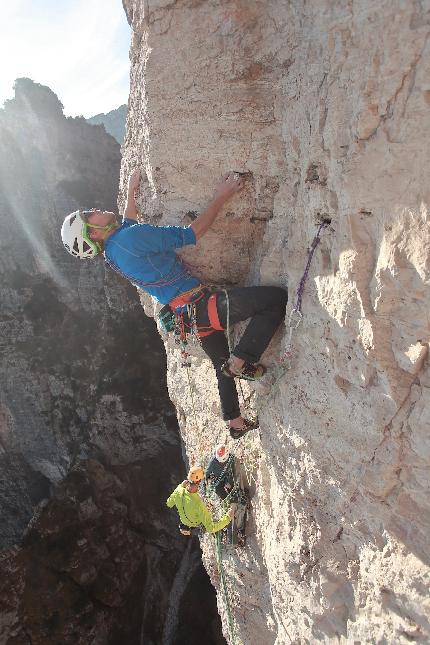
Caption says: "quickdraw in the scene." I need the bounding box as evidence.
[173,304,199,368]
[282,218,331,368]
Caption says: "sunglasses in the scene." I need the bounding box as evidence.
[80,210,103,254]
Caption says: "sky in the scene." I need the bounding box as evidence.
[0,0,131,118]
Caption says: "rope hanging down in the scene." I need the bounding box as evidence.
[202,457,243,645]
[282,219,331,368]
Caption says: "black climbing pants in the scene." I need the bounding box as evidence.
[195,286,288,421]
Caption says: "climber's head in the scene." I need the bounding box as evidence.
[186,465,203,492]
[215,443,229,464]
[61,209,118,259]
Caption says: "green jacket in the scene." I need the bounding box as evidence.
[166,484,231,533]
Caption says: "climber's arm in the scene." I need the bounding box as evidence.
[122,168,141,222]
[166,485,181,508]
[199,499,232,534]
[191,173,244,240]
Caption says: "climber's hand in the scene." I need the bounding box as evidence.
[123,169,142,221]
[227,507,235,519]
[191,172,244,240]
[128,168,141,194]
[213,172,244,203]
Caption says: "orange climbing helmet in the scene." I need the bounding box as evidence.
[187,465,204,483]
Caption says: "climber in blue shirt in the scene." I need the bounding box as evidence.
[61,169,287,439]
[105,217,199,304]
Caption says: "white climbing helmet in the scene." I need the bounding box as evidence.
[215,443,229,463]
[61,210,101,259]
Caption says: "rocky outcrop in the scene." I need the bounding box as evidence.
[0,459,178,644]
[0,78,167,543]
[0,78,224,644]
[122,2,430,643]
[87,105,128,144]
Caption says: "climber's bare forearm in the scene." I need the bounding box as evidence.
[191,195,227,240]
[191,172,244,240]
[123,168,141,221]
[123,192,140,221]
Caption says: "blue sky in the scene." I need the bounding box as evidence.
[0,0,131,117]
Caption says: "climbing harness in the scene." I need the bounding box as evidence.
[167,286,223,368]
[282,219,331,368]
[158,303,176,333]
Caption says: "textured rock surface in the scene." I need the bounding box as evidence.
[122,1,430,643]
[0,79,224,644]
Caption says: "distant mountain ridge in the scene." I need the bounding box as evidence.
[87,104,127,144]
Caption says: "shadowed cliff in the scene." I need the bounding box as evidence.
[0,78,224,644]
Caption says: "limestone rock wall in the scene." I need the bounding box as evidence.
[123,1,430,643]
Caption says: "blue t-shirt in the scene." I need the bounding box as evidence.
[104,219,200,304]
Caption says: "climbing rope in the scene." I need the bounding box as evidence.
[200,455,248,645]
[205,456,246,644]
[282,219,331,368]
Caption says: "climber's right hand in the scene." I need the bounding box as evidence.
[213,172,244,203]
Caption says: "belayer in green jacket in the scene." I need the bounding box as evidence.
[166,465,234,536]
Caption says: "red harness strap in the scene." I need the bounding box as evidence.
[169,288,224,339]
[207,293,224,331]
[169,285,204,310]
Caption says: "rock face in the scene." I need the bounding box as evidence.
[122,2,430,643]
[0,78,224,644]
[87,105,128,144]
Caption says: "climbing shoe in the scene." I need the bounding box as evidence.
[229,418,259,440]
[221,358,266,381]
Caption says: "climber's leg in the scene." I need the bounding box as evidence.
[199,330,241,421]
[216,286,288,364]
